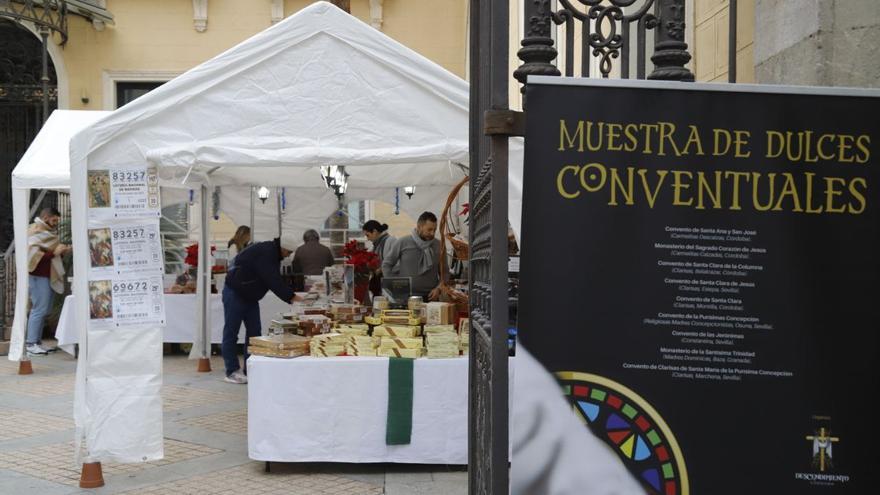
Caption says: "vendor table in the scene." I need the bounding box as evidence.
[248,355,490,465]
[55,294,291,354]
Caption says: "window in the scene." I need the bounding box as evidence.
[116,81,164,108]
[321,201,369,259]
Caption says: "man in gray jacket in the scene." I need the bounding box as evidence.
[382,211,444,301]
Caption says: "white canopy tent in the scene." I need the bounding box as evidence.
[8,110,111,362]
[68,1,523,463]
[7,110,199,362]
[3,112,463,365]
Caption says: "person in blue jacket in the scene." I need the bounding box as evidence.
[222,233,301,384]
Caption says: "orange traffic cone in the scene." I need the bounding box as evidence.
[197,357,212,372]
[79,462,105,488]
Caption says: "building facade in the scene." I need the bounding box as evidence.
[1,0,468,247]
[0,0,468,333]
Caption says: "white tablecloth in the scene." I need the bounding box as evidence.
[248,356,479,464]
[56,294,291,353]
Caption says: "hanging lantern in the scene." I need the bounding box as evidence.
[320,165,349,199]
[404,185,416,199]
[257,186,270,203]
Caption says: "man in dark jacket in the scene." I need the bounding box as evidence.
[221,233,300,383]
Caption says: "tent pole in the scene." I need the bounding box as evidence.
[250,186,256,242]
[3,189,47,259]
[197,184,212,370]
[201,184,210,359]
[276,187,282,238]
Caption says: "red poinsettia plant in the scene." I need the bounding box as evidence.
[185,243,217,270]
[341,240,380,275]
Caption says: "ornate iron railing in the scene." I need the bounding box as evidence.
[515,0,694,84]
[0,0,69,44]
[0,16,58,105]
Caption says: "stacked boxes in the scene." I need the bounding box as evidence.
[366,310,421,326]
[426,302,456,325]
[268,318,298,334]
[249,334,310,358]
[372,325,421,338]
[346,335,379,356]
[335,323,369,336]
[310,333,347,357]
[329,304,368,324]
[297,314,332,337]
[424,324,459,358]
[378,336,425,358]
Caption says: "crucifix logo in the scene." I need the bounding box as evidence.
[806,425,839,472]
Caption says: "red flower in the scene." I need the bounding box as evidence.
[185,243,216,268]
[459,203,470,216]
[341,240,380,273]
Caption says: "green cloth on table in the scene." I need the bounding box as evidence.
[386,357,414,445]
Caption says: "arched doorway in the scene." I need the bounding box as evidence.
[1,17,60,329]
[0,18,59,251]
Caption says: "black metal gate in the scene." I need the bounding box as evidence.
[469,0,704,493]
[468,1,510,493]
[0,3,66,331]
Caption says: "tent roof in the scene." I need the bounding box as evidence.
[12,110,111,190]
[70,1,471,190]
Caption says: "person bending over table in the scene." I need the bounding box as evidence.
[222,233,301,384]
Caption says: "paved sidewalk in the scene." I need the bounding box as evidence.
[0,348,466,494]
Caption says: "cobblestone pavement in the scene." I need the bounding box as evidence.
[0,345,466,494]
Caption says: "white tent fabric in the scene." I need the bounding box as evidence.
[68,1,522,464]
[217,184,467,245]
[11,110,112,191]
[8,110,111,362]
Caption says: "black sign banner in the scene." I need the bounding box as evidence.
[519,78,880,494]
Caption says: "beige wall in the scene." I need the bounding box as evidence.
[56,0,467,111]
[692,0,755,83]
[379,0,467,78]
[44,0,465,242]
[370,201,416,239]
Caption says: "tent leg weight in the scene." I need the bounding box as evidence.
[197,357,212,372]
[79,462,105,488]
[18,360,33,375]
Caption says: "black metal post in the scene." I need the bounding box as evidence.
[469,1,511,493]
[729,0,738,83]
[0,253,5,332]
[489,0,510,492]
[648,0,694,81]
[40,26,49,124]
[513,0,560,92]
